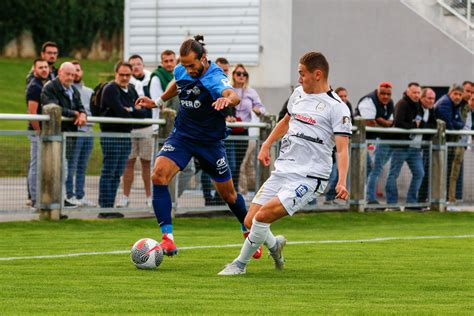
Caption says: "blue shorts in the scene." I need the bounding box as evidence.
[158,133,232,182]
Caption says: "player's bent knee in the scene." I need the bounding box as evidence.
[151,169,170,185]
[220,190,237,204]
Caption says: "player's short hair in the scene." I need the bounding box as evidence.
[299,51,329,78]
[128,54,143,62]
[335,87,347,94]
[161,50,175,59]
[449,84,463,94]
[215,57,229,65]
[41,41,58,53]
[114,61,133,73]
[180,34,207,59]
[33,58,48,67]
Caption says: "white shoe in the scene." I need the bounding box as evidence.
[270,235,287,270]
[218,261,246,276]
[77,198,97,207]
[146,197,152,208]
[447,205,461,212]
[116,197,129,208]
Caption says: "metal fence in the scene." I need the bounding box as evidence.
[1,111,473,220]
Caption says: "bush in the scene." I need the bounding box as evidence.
[0,0,123,56]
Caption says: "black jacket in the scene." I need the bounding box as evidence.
[99,82,146,133]
[393,93,423,141]
[41,78,86,132]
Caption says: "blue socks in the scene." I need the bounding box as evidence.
[152,184,173,235]
[227,193,248,229]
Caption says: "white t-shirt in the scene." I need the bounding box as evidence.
[275,86,352,179]
[357,97,377,119]
[129,70,151,97]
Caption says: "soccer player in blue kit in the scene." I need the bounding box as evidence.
[137,35,261,257]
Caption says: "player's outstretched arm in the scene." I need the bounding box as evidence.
[334,135,350,200]
[212,89,240,111]
[136,80,178,109]
[258,114,291,166]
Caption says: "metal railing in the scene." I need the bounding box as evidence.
[438,0,473,27]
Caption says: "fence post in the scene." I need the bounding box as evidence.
[349,118,367,212]
[259,114,276,185]
[430,119,446,212]
[38,104,63,220]
[158,108,177,212]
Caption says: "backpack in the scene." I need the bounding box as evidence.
[90,81,110,116]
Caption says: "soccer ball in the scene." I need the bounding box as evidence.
[130,238,164,270]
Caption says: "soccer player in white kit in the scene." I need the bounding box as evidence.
[218,51,352,275]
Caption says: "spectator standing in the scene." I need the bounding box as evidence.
[41,62,87,209]
[434,84,465,204]
[26,58,50,208]
[385,83,425,208]
[116,55,153,208]
[229,64,266,190]
[98,61,146,218]
[325,86,353,204]
[65,60,96,207]
[356,82,394,204]
[27,41,59,85]
[447,81,473,210]
[417,88,437,203]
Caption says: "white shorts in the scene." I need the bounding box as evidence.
[129,126,154,160]
[252,172,327,216]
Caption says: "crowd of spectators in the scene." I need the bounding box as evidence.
[23,41,473,215]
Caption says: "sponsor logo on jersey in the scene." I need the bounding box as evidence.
[294,113,316,125]
[216,157,228,176]
[161,144,175,152]
[315,102,326,111]
[186,86,201,95]
[221,78,232,87]
[180,99,202,109]
[295,184,309,198]
[280,136,291,154]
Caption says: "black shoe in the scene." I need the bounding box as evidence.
[204,196,215,206]
[367,200,380,204]
[60,214,68,220]
[64,200,78,209]
[212,195,226,206]
[98,212,124,219]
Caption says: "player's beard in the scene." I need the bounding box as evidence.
[195,63,204,77]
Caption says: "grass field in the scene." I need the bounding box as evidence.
[0,58,115,176]
[0,212,473,315]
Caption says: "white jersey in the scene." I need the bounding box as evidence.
[274,86,352,179]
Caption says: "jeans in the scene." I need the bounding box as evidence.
[385,147,424,204]
[66,135,94,199]
[99,137,131,208]
[366,144,392,202]
[28,135,39,205]
[418,146,430,202]
[325,161,338,201]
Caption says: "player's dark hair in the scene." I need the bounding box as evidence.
[41,41,58,52]
[180,35,207,60]
[299,51,329,78]
[215,57,229,65]
[114,61,133,73]
[128,54,143,62]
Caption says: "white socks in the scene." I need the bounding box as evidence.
[236,218,276,264]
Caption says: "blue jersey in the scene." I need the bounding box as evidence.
[173,61,233,141]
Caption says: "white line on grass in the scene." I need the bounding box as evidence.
[0,234,472,261]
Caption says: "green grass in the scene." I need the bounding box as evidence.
[0,58,114,176]
[0,212,473,315]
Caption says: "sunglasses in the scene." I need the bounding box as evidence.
[235,71,248,77]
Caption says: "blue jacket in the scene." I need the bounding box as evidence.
[434,94,464,130]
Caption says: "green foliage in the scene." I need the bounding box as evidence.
[0,212,473,314]
[0,0,124,56]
